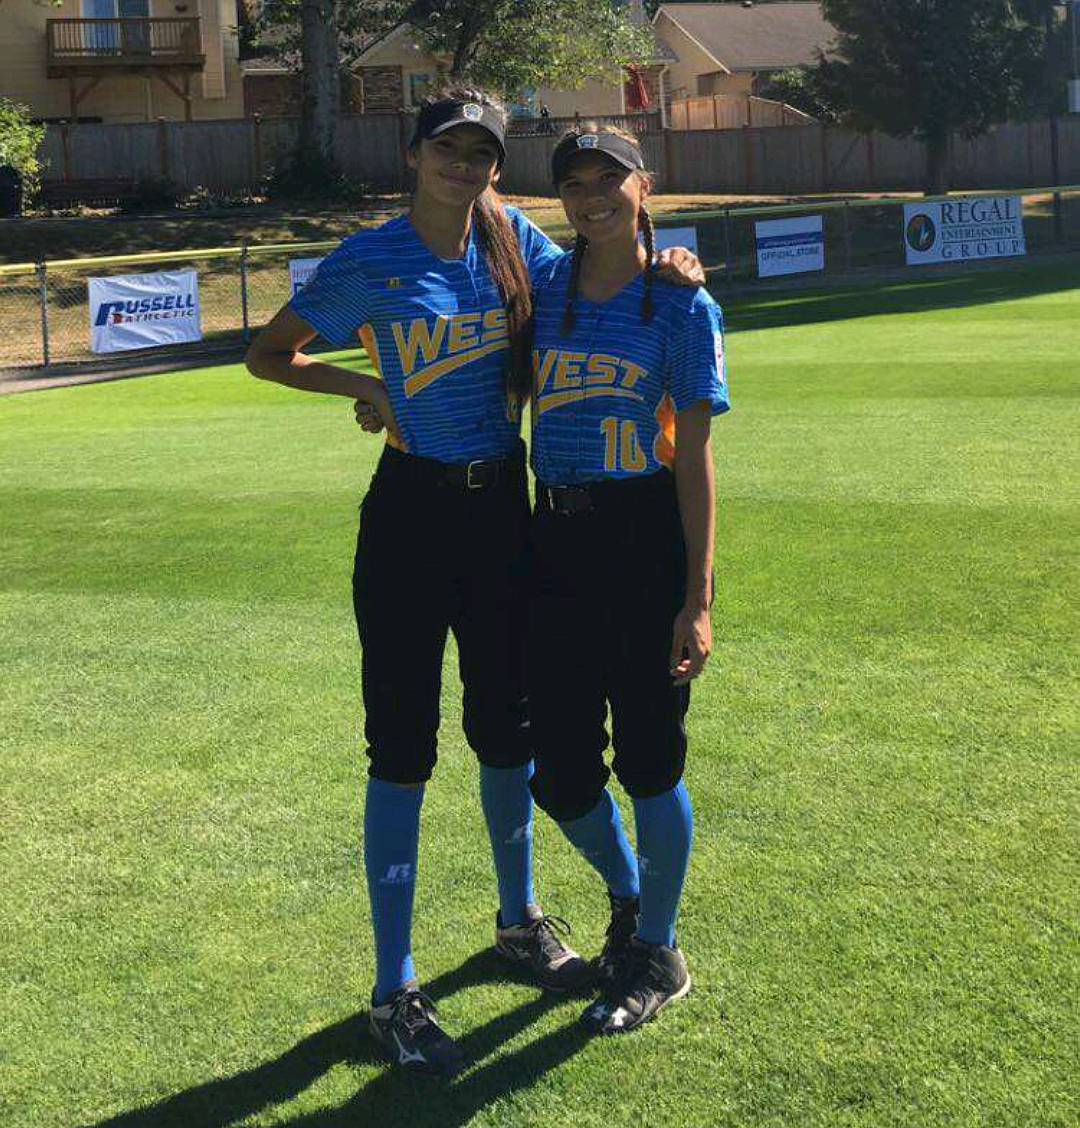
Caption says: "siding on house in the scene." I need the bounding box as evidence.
[653,9,724,102]
[0,0,244,122]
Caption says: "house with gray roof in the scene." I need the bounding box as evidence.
[654,1,836,103]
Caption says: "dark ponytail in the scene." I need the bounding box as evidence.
[473,188,534,401]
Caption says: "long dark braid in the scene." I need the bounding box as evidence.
[639,205,657,323]
[560,233,588,336]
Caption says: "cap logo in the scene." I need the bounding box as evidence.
[577,135,600,149]
[462,103,483,121]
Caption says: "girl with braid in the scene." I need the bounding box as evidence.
[528,125,729,1034]
[247,92,703,1075]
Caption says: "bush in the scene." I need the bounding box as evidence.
[118,176,183,213]
[0,98,46,202]
[264,150,371,205]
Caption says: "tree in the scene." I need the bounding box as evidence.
[0,99,46,201]
[756,67,842,125]
[257,0,651,100]
[816,0,1063,194]
[297,0,340,174]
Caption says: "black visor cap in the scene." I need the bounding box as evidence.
[551,132,644,186]
[414,100,507,163]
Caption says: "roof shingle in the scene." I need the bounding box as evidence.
[657,2,835,72]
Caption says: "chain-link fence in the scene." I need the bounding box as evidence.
[0,241,338,370]
[687,186,1080,284]
[3,185,1079,372]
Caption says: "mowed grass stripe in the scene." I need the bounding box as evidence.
[1,263,1077,1128]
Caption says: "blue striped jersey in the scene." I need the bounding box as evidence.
[530,254,730,485]
[288,206,563,463]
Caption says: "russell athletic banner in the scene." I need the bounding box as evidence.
[289,257,325,298]
[88,270,201,354]
[903,196,1026,266]
[755,215,825,277]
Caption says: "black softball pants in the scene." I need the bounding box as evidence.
[528,469,691,823]
[352,442,532,784]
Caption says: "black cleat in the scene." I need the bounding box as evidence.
[593,891,640,995]
[369,980,464,1076]
[495,903,595,993]
[580,936,691,1034]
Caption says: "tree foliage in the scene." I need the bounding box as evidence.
[756,67,843,125]
[256,0,651,96]
[0,99,46,199]
[816,0,1066,192]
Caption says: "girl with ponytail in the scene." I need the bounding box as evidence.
[528,123,730,1036]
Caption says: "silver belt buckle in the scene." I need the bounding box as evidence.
[466,459,484,490]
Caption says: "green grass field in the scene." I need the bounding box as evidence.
[1,264,1078,1128]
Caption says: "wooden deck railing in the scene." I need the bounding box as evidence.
[46,18,203,68]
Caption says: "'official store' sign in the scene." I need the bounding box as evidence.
[903,196,1026,266]
[755,215,825,277]
[88,270,201,354]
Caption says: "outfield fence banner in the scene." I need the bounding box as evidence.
[903,196,1026,266]
[3,186,1078,372]
[653,226,699,255]
[754,215,825,277]
[88,270,201,354]
[289,257,325,298]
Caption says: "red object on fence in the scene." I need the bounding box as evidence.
[625,67,649,111]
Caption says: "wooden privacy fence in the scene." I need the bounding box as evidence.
[41,114,405,192]
[36,114,1080,198]
[669,95,815,131]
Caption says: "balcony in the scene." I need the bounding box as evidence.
[46,18,204,78]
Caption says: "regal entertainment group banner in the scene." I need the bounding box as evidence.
[88,269,201,354]
[903,196,1026,266]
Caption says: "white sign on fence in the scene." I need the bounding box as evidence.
[903,196,1026,266]
[653,226,699,255]
[289,257,326,297]
[88,269,201,354]
[755,215,825,277]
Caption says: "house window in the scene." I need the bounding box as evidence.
[81,0,150,50]
[409,73,433,107]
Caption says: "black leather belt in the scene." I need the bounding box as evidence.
[437,456,505,491]
[538,482,596,515]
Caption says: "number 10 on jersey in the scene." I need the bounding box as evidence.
[601,417,647,473]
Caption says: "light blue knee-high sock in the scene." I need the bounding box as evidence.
[557,788,640,899]
[479,762,535,927]
[364,778,424,1004]
[632,780,693,948]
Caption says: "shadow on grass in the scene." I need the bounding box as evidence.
[82,948,589,1128]
[723,259,1080,333]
